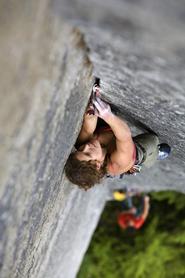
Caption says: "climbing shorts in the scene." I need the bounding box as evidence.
[133,133,159,168]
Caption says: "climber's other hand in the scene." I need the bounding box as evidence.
[92,84,102,98]
[92,96,112,120]
[85,103,95,116]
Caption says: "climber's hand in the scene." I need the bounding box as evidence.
[85,103,95,116]
[92,84,102,98]
[92,96,112,120]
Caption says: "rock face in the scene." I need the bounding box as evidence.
[0,0,185,277]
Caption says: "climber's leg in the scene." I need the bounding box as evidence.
[133,133,160,168]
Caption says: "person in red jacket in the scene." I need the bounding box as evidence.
[118,195,150,230]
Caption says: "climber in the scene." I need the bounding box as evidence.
[65,84,171,190]
[117,195,150,230]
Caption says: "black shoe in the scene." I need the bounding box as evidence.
[157,143,171,160]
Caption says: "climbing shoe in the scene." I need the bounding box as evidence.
[157,143,171,160]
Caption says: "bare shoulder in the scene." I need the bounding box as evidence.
[107,159,134,175]
[107,142,135,175]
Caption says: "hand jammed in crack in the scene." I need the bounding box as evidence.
[91,84,112,120]
[92,96,112,120]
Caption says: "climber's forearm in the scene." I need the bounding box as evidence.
[104,112,132,143]
[81,113,98,134]
[141,197,150,220]
[92,94,132,142]
[77,113,98,145]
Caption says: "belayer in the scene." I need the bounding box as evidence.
[116,193,150,230]
[65,84,171,190]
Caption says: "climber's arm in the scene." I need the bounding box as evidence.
[140,196,150,220]
[76,104,98,145]
[105,113,135,174]
[92,95,135,174]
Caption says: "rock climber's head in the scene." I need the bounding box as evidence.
[76,138,107,165]
[65,139,107,190]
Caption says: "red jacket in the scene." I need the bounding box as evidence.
[118,213,145,229]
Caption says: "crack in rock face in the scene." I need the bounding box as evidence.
[0,4,94,278]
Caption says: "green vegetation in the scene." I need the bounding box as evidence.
[78,191,185,278]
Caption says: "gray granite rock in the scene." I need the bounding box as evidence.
[0,2,94,277]
[53,0,185,193]
[1,0,185,278]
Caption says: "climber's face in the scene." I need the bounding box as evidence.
[76,138,106,168]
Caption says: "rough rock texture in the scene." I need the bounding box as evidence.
[0,0,185,277]
[53,0,185,193]
[0,2,97,277]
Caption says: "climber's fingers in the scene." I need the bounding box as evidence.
[92,97,112,119]
[92,98,102,111]
[96,96,109,108]
[92,84,102,98]
[86,103,95,115]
